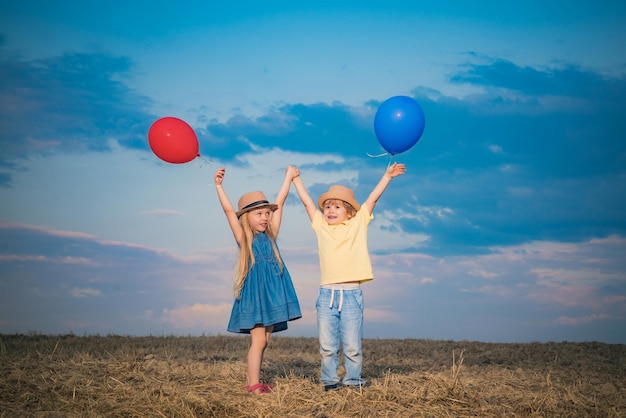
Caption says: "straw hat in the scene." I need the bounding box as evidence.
[317,185,360,211]
[236,191,278,218]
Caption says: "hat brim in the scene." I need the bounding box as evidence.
[236,203,279,218]
[317,192,360,212]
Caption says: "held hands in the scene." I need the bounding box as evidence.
[286,164,300,180]
[385,162,406,179]
[214,167,226,186]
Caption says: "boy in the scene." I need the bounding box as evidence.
[292,163,406,390]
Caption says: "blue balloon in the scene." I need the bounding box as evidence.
[374,96,425,155]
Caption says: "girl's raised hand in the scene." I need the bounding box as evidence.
[214,167,226,186]
[386,163,406,179]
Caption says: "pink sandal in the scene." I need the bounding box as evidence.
[245,382,271,394]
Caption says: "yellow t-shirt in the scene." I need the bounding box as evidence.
[311,203,374,285]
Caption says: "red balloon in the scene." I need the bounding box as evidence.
[148,117,199,164]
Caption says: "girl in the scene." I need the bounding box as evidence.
[214,165,302,395]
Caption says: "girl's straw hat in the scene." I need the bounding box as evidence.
[236,191,278,218]
[317,185,360,211]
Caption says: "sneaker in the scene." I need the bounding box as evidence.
[343,382,367,391]
[323,384,339,391]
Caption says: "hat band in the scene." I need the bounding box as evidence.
[240,200,270,211]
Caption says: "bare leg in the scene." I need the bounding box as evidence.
[247,325,274,393]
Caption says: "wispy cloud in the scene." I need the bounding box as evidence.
[141,209,184,216]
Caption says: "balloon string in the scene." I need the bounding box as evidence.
[195,155,214,168]
[366,152,395,168]
[366,152,389,158]
[387,153,394,169]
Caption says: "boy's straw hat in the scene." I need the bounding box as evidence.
[236,191,278,218]
[317,185,360,211]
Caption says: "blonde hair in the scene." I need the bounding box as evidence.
[233,212,283,299]
[322,199,357,218]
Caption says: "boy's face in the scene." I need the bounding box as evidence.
[322,199,350,225]
[247,207,272,232]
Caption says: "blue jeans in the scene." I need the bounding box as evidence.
[316,287,365,386]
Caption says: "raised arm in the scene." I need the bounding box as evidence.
[214,167,243,244]
[364,162,406,213]
[270,165,298,234]
[292,172,318,222]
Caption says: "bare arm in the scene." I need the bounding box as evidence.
[364,163,406,213]
[214,167,243,244]
[292,173,318,222]
[270,165,298,235]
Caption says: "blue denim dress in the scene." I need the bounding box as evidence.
[227,232,301,333]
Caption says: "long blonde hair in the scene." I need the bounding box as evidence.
[233,212,283,299]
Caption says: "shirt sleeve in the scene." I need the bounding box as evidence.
[359,202,374,225]
[312,210,322,231]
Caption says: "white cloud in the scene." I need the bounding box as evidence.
[488,144,504,154]
[70,287,102,298]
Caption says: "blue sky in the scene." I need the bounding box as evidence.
[1,1,625,343]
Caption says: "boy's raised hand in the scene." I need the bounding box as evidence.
[386,163,406,179]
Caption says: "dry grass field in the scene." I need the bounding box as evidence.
[1,334,625,417]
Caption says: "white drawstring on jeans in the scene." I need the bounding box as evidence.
[321,283,360,312]
[327,287,345,311]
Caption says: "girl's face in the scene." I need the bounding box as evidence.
[323,200,350,225]
[247,207,272,232]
